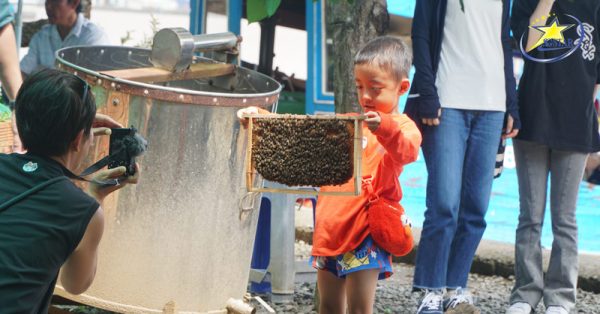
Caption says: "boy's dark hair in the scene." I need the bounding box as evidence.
[16,69,96,156]
[354,36,412,82]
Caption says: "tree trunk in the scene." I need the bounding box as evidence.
[326,0,389,113]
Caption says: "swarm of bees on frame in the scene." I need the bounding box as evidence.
[251,115,355,186]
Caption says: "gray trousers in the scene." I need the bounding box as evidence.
[510,140,588,312]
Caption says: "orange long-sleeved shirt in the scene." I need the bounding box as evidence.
[311,112,422,256]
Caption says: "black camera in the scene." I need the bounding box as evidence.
[109,127,148,176]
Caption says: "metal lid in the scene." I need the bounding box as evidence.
[56,46,282,107]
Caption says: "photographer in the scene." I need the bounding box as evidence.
[0,69,138,313]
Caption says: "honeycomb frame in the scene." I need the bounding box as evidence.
[244,113,363,196]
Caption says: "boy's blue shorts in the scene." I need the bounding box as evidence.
[310,235,393,280]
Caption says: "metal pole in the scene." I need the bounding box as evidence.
[264,181,296,303]
[14,0,23,56]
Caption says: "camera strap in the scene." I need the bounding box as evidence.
[0,149,127,213]
[61,146,128,187]
[0,176,69,213]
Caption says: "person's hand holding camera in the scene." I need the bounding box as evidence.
[88,163,140,203]
[92,113,123,136]
[87,114,139,203]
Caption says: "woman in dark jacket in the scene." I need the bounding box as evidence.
[507,0,600,313]
[406,1,519,313]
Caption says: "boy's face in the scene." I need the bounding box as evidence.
[354,64,409,114]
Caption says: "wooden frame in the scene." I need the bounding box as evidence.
[244,114,363,196]
[100,63,234,83]
[0,120,14,153]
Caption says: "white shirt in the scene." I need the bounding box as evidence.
[435,0,506,111]
[20,13,110,75]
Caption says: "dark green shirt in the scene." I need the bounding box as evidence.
[0,153,98,313]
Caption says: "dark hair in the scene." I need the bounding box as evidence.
[354,36,412,82]
[15,69,96,157]
[73,0,82,13]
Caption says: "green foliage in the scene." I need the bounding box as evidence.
[0,103,11,123]
[120,14,160,48]
[247,0,354,23]
[247,0,282,23]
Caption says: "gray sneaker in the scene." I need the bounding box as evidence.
[417,290,444,314]
[506,302,533,314]
[545,306,568,314]
[444,288,480,314]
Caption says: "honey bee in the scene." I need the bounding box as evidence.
[252,116,354,186]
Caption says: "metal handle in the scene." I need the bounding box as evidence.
[238,192,260,220]
[151,28,241,72]
[192,32,240,52]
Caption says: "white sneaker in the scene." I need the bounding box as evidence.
[444,288,480,314]
[417,290,444,314]
[506,302,532,314]
[545,306,568,314]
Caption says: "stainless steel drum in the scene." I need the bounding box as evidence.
[54,45,281,313]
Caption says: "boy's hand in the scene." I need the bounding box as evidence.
[502,114,519,139]
[421,109,441,126]
[237,106,270,128]
[364,111,381,132]
[88,164,140,203]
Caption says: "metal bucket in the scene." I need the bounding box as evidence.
[54,46,281,313]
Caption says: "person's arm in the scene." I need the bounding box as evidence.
[526,0,555,52]
[502,0,520,139]
[409,0,442,123]
[511,0,555,52]
[372,113,422,168]
[60,156,139,294]
[60,207,104,294]
[0,23,22,100]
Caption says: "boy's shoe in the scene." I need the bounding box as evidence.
[506,302,533,314]
[416,290,444,314]
[444,288,480,314]
[545,306,568,314]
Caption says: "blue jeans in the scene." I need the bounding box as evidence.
[413,108,504,290]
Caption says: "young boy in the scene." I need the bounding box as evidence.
[311,36,421,314]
